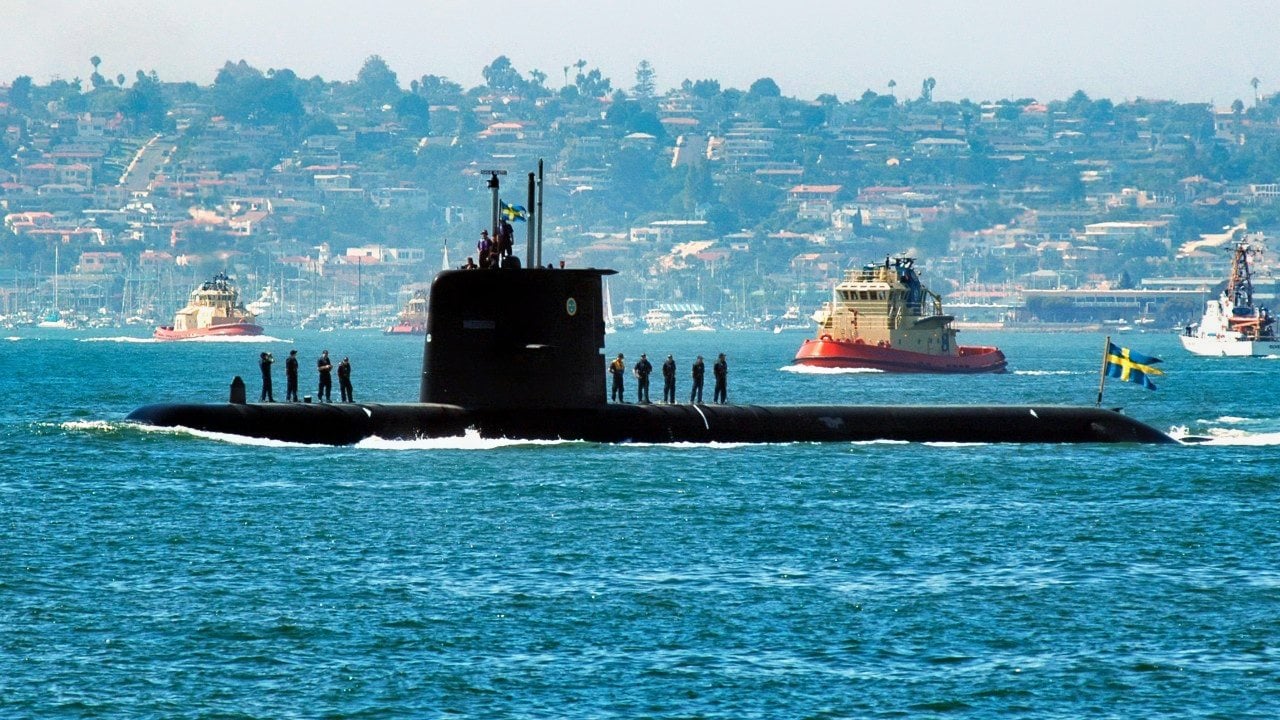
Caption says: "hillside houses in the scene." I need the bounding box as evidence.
[2,63,1279,329]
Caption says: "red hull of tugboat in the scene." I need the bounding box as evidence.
[154,322,264,340]
[794,338,1007,373]
[384,323,427,335]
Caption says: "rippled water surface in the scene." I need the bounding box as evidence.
[3,328,1279,717]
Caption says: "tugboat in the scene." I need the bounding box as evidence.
[385,289,429,335]
[154,272,263,340]
[793,256,1006,373]
[1180,241,1280,356]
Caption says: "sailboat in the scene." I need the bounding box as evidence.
[37,245,73,328]
[604,277,617,334]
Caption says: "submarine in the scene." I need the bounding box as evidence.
[127,167,1174,446]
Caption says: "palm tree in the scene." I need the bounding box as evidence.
[1252,76,1261,106]
[887,79,896,97]
[921,76,936,102]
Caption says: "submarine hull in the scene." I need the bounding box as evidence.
[126,402,1174,445]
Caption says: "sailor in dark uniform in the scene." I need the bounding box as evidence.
[661,354,676,403]
[317,350,333,402]
[634,353,653,403]
[690,355,705,403]
[284,349,299,401]
[713,353,728,404]
[337,356,354,402]
[259,351,274,402]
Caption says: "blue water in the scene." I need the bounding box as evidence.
[4,327,1279,717]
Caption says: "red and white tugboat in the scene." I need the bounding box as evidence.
[384,289,429,335]
[793,256,1006,373]
[154,272,263,340]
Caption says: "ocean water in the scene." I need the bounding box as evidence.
[3,327,1279,717]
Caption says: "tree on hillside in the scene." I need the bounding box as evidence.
[481,55,524,93]
[604,97,665,137]
[688,79,720,99]
[89,55,108,89]
[414,74,465,105]
[574,67,612,99]
[633,60,656,99]
[9,76,32,109]
[395,93,430,134]
[921,76,936,102]
[527,68,549,96]
[749,77,781,98]
[213,61,305,127]
[355,55,400,108]
[122,70,169,131]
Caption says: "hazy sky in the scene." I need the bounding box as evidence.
[5,0,1277,105]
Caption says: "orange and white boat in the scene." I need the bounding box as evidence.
[793,256,1006,373]
[154,272,263,340]
[385,289,428,335]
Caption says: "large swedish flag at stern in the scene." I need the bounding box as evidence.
[1105,342,1164,390]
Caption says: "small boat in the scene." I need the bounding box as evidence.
[793,256,1007,373]
[772,304,813,334]
[37,309,76,329]
[154,272,263,340]
[1180,241,1280,356]
[385,289,428,335]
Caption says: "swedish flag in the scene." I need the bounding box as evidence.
[500,200,527,222]
[1105,342,1163,390]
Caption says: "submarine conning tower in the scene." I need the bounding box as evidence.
[420,266,616,409]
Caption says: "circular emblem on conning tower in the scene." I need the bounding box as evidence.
[566,297,578,316]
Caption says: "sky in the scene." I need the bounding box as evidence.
[4,0,1278,106]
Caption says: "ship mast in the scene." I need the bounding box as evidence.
[1227,242,1255,309]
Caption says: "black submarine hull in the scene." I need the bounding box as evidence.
[126,402,1174,445]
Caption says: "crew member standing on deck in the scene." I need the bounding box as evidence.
[634,353,653,404]
[661,354,676,403]
[713,353,728,404]
[258,351,275,402]
[499,217,514,259]
[609,353,626,402]
[477,230,494,269]
[317,350,333,402]
[337,356,354,402]
[284,349,299,402]
[690,355,705,403]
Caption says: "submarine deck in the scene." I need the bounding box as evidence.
[126,401,1175,445]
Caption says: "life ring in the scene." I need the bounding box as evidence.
[820,334,833,342]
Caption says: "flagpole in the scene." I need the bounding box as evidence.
[1096,335,1111,407]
